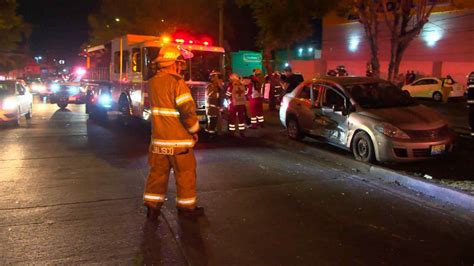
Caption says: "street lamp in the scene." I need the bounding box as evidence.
[115,17,120,22]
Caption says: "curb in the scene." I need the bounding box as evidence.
[369,166,474,210]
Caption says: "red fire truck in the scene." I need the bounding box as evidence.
[83,34,225,122]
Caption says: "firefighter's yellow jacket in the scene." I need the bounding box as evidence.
[149,71,199,153]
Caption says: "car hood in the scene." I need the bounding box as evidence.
[358,104,447,130]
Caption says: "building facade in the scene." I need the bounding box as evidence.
[289,0,474,83]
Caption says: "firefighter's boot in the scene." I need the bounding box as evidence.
[177,206,205,218]
[146,206,161,221]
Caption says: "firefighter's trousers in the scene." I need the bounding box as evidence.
[249,98,264,128]
[228,104,247,132]
[206,106,220,134]
[144,149,197,210]
[469,104,474,135]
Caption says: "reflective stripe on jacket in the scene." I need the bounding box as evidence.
[149,72,199,149]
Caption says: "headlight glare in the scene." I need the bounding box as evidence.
[99,94,112,108]
[50,84,60,93]
[2,98,17,110]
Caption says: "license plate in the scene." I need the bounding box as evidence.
[68,96,76,101]
[431,144,446,155]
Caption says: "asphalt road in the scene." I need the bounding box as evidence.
[1,102,473,265]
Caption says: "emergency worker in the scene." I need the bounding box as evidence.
[205,71,223,136]
[226,73,247,137]
[267,72,283,110]
[248,68,265,128]
[441,75,455,103]
[143,45,203,220]
[467,72,474,137]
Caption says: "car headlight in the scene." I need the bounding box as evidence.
[374,123,410,139]
[99,94,112,108]
[2,98,17,110]
[69,86,80,95]
[50,84,60,93]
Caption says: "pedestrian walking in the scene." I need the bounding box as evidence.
[225,73,247,137]
[442,75,455,103]
[248,68,265,128]
[205,70,223,137]
[143,45,204,221]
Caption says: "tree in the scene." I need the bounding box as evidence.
[88,0,221,46]
[351,0,381,77]
[381,0,434,81]
[238,0,336,73]
[0,0,30,71]
[345,0,434,81]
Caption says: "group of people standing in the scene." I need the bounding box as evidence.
[204,66,301,138]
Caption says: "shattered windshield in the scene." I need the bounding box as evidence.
[345,81,416,109]
[183,51,222,82]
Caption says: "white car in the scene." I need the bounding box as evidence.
[402,77,466,101]
[0,80,33,125]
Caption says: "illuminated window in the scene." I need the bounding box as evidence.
[132,48,142,72]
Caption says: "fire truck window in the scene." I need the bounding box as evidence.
[113,51,129,74]
[122,51,129,73]
[142,47,160,81]
[114,52,120,73]
[132,48,141,73]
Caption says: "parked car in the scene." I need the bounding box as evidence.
[0,80,33,125]
[49,82,86,109]
[280,76,455,163]
[402,77,465,101]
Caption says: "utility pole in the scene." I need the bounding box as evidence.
[218,0,225,75]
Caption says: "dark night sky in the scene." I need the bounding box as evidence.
[17,0,99,64]
[17,0,258,65]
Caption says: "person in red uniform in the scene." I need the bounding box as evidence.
[248,68,265,128]
[225,73,247,137]
[143,45,204,221]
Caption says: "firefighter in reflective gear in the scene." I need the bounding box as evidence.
[248,68,265,128]
[267,72,283,111]
[143,45,204,220]
[205,71,223,136]
[226,73,247,137]
[467,73,474,137]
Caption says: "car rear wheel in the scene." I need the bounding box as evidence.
[287,118,304,140]
[58,103,68,109]
[352,131,375,163]
[432,92,442,102]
